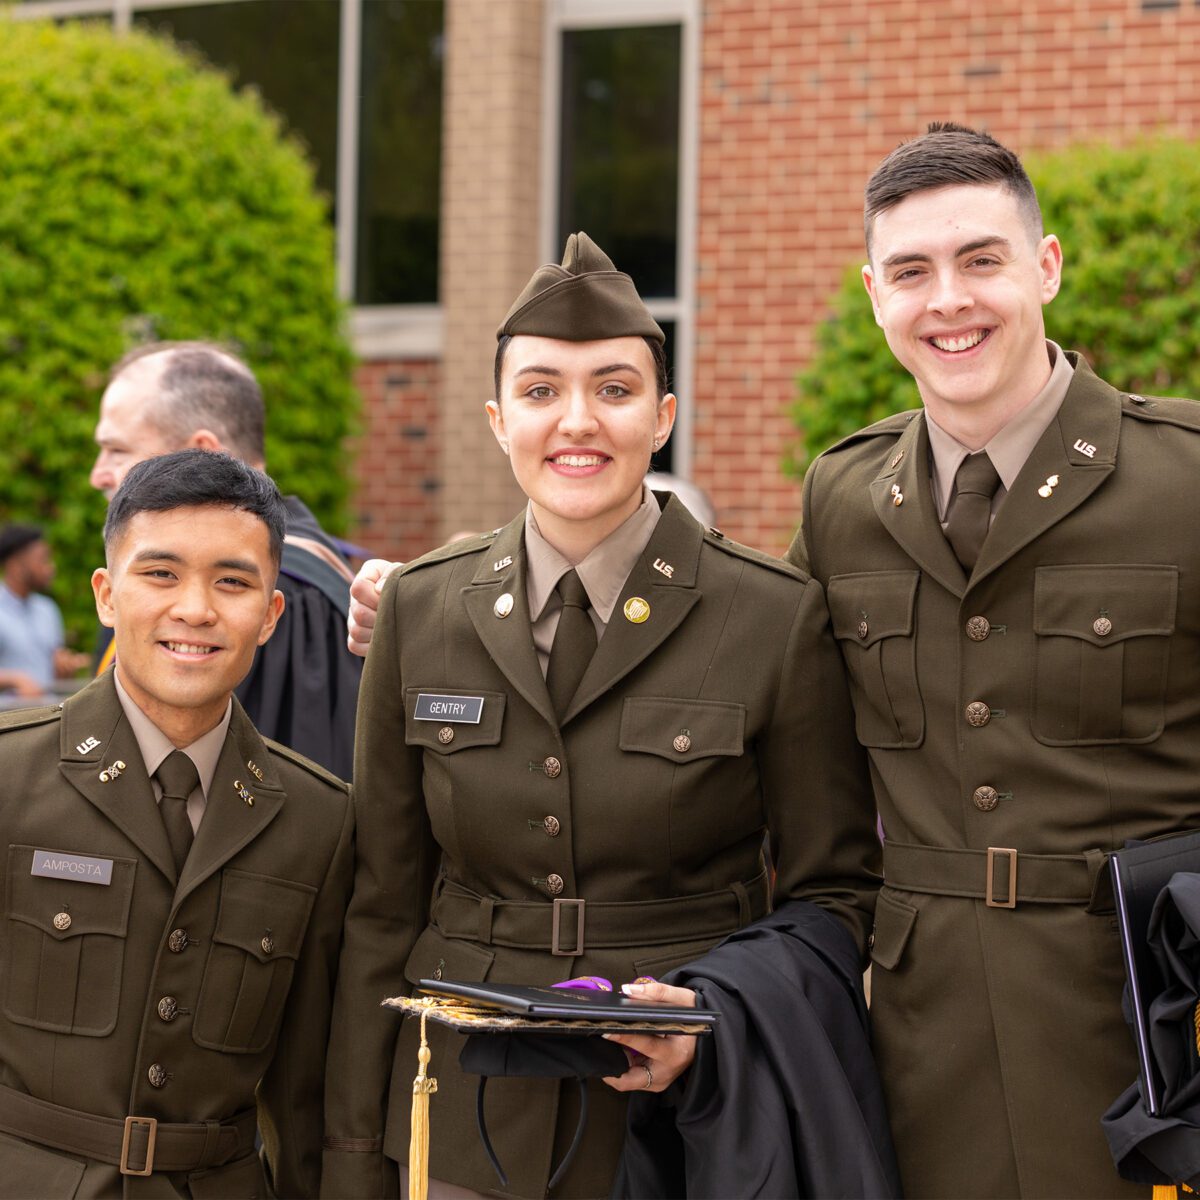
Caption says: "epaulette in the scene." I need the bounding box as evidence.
[0,704,62,734]
[703,527,804,581]
[263,737,350,794]
[819,409,920,457]
[397,530,498,579]
[1123,391,1200,433]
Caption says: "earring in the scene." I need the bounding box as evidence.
[652,438,661,450]
[500,441,509,454]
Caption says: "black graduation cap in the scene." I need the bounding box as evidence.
[1104,870,1200,1187]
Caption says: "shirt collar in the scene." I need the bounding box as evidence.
[927,340,1074,519]
[113,670,231,798]
[525,487,662,624]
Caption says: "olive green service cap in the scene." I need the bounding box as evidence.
[498,231,665,345]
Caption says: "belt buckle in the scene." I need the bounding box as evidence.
[986,847,1018,909]
[120,1115,158,1176]
[551,898,585,956]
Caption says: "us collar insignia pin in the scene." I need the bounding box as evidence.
[76,736,100,756]
[652,558,674,579]
[247,760,264,782]
[1073,439,1097,459]
[493,556,513,572]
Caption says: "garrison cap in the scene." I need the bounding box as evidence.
[498,232,665,345]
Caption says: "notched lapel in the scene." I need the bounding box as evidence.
[869,414,967,597]
[58,676,177,885]
[176,702,284,903]
[464,514,556,727]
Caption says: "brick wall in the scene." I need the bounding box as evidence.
[694,0,1200,554]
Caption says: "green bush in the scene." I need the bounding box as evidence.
[788,138,1200,477]
[0,20,356,648]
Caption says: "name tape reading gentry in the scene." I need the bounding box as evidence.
[414,694,485,724]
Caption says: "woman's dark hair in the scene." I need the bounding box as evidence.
[494,334,670,400]
[104,448,287,565]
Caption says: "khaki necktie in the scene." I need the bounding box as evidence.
[155,750,199,877]
[546,570,597,720]
[944,452,1002,573]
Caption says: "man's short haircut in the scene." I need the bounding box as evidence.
[109,341,266,463]
[0,523,44,565]
[493,334,670,401]
[104,448,287,567]
[864,122,1043,255]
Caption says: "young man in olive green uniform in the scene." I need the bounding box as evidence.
[0,450,353,1197]
[790,122,1200,1197]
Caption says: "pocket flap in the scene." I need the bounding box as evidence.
[7,845,136,939]
[405,688,506,754]
[619,697,745,761]
[404,922,496,987]
[211,870,316,963]
[870,889,918,971]
[828,571,919,648]
[1034,565,1177,645]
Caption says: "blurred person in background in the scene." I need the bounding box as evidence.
[90,341,361,778]
[0,523,88,700]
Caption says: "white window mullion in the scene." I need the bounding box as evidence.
[336,0,362,303]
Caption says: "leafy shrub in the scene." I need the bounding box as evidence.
[0,21,356,646]
[789,138,1200,476]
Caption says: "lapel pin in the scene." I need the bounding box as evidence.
[624,596,651,624]
[890,451,905,469]
[1037,474,1060,499]
[890,483,904,507]
[493,556,513,572]
[494,593,514,618]
[76,736,100,756]
[652,558,675,579]
[247,760,264,782]
[234,779,255,807]
[98,759,127,783]
[1073,439,1097,459]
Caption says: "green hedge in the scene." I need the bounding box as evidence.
[789,138,1200,477]
[0,21,356,648]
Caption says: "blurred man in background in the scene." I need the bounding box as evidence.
[0,523,87,699]
[90,341,361,777]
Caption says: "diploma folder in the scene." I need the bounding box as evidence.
[1110,829,1200,1116]
[416,979,718,1030]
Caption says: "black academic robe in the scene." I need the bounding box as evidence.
[613,901,901,1200]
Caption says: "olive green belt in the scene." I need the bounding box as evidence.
[0,1084,257,1176]
[883,841,1112,910]
[431,869,770,956]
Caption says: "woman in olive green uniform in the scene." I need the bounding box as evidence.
[322,234,880,1199]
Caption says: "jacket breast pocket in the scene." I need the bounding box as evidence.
[4,846,136,1036]
[404,689,506,755]
[619,697,746,762]
[828,571,924,749]
[1032,565,1177,746]
[192,870,316,1054]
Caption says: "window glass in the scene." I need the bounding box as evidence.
[559,24,681,300]
[134,2,340,204]
[355,0,444,304]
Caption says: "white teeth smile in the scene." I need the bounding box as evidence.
[165,642,216,655]
[553,455,606,467]
[931,329,989,353]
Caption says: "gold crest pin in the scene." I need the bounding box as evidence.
[494,593,514,618]
[624,597,650,624]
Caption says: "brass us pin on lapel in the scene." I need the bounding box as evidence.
[493,556,513,572]
[247,760,264,783]
[652,557,674,579]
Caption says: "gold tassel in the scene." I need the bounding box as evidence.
[409,1007,437,1200]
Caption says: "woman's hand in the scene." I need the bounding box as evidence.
[602,980,698,1094]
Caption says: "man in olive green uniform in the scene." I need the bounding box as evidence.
[0,450,353,1197]
[323,236,880,1197]
[790,122,1200,1197]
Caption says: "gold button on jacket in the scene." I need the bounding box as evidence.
[790,356,1195,1200]
[324,494,878,1199]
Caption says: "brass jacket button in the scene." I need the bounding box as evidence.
[673,733,692,753]
[157,996,179,1022]
[973,785,999,812]
[857,619,869,640]
[546,874,565,895]
[1093,616,1113,637]
[261,934,275,956]
[542,815,561,837]
[168,928,189,953]
[52,912,72,932]
[965,616,991,641]
[147,1064,168,1089]
[438,726,455,745]
[965,701,992,727]
[543,756,562,779]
